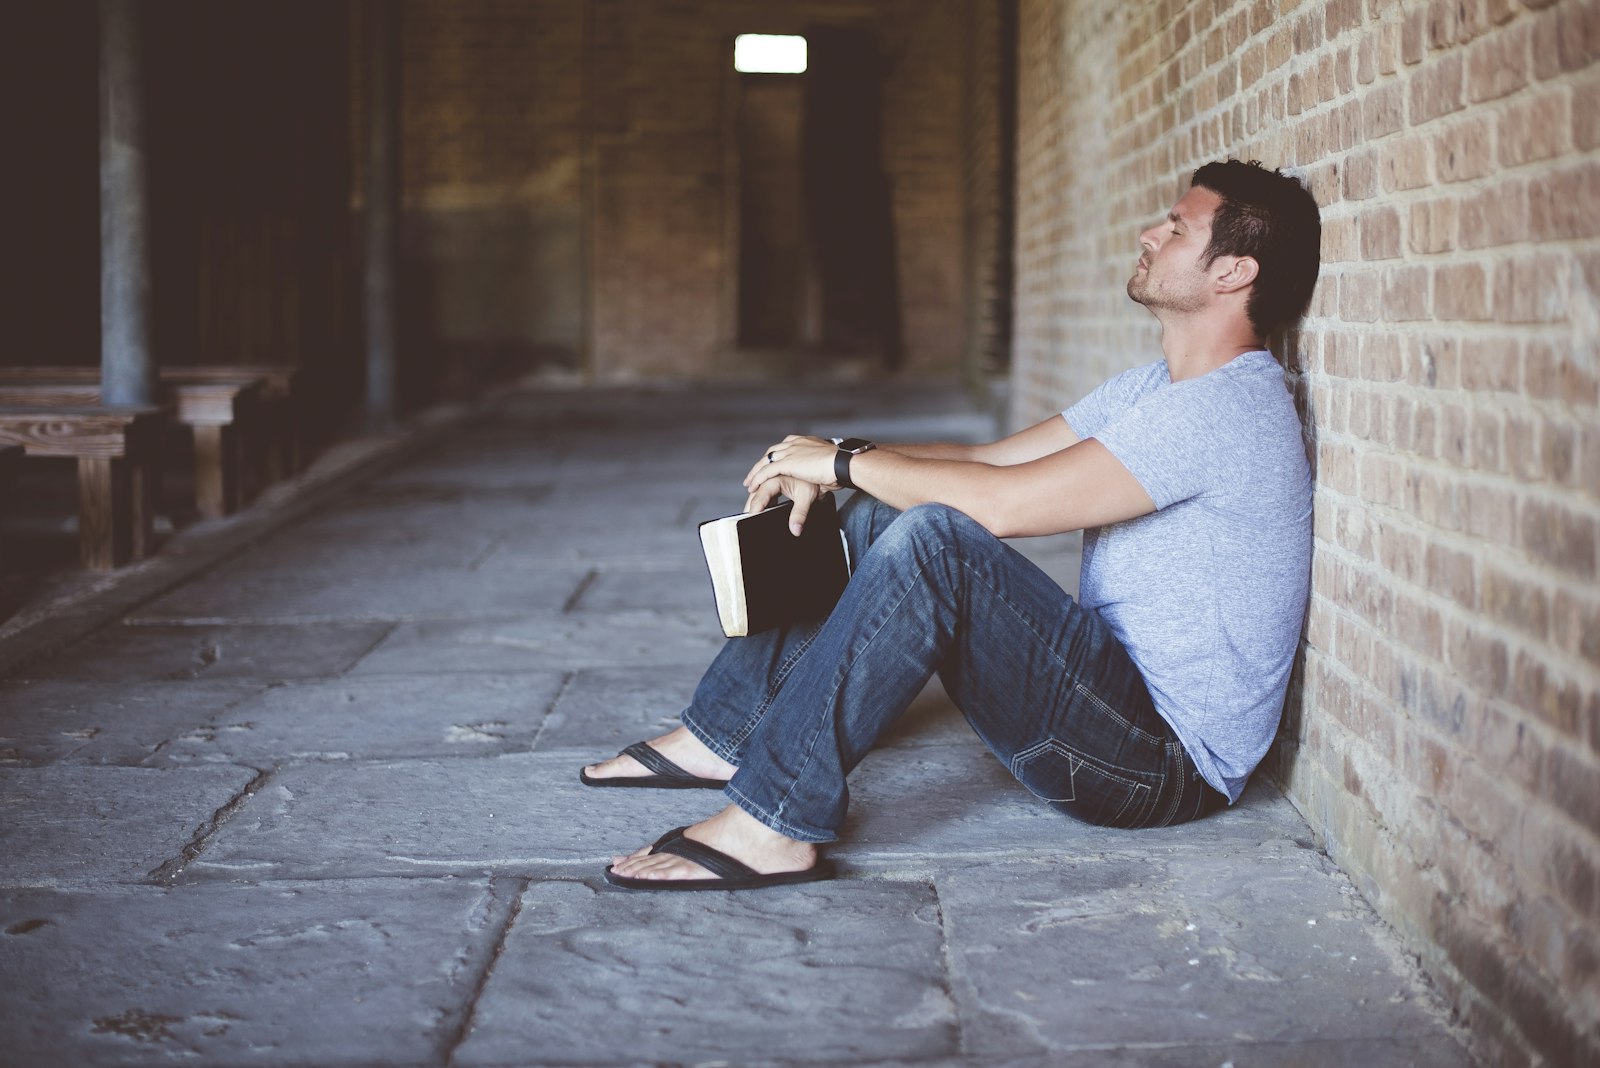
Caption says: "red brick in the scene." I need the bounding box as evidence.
[1504,411,1545,480]
[1410,52,1466,124]
[1343,149,1378,199]
[1426,542,1478,608]
[1340,269,1381,321]
[1476,406,1507,472]
[1519,496,1598,578]
[1460,180,1529,248]
[1524,337,1600,407]
[1466,20,1530,102]
[1501,90,1572,167]
[1577,70,1600,150]
[1434,262,1489,319]
[1493,253,1569,323]
[1447,621,1511,696]
[1482,564,1551,639]
[1436,120,1494,182]
[1458,481,1518,544]
[1402,5,1427,63]
[1427,0,1462,48]
[1382,264,1431,320]
[1360,206,1403,260]
[1408,197,1458,253]
[1552,587,1600,668]
[1528,163,1600,241]
[1357,34,1378,83]
[1458,336,1519,390]
[1381,135,1432,191]
[1377,520,1425,583]
[1323,215,1360,262]
[1356,80,1408,139]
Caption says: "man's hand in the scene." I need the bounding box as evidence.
[744,475,827,536]
[744,435,840,536]
[745,435,839,493]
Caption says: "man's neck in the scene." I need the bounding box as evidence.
[1158,319,1264,382]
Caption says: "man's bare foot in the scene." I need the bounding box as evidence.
[582,726,737,783]
[609,804,818,883]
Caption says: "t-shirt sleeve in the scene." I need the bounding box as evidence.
[1092,378,1246,509]
[1061,363,1156,440]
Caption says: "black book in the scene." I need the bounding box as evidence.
[698,492,852,637]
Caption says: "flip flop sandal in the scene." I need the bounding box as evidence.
[604,826,836,891]
[579,741,729,789]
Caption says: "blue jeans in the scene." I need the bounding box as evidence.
[681,494,1228,843]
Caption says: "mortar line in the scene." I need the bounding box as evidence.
[443,875,528,1066]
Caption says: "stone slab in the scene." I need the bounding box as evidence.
[171,523,505,577]
[454,878,957,1067]
[536,664,707,750]
[130,567,592,624]
[156,672,567,765]
[186,744,1300,883]
[187,753,726,880]
[473,525,702,568]
[541,659,974,755]
[0,765,257,886]
[0,877,505,1066]
[841,742,1313,866]
[0,680,264,766]
[936,854,1465,1060]
[350,612,725,676]
[24,623,394,682]
[571,565,715,613]
[854,1036,1468,1067]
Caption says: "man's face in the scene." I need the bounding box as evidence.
[1126,185,1223,315]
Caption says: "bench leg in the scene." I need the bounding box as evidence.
[192,424,239,519]
[77,457,134,570]
[129,448,159,560]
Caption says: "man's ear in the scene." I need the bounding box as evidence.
[1214,255,1259,294]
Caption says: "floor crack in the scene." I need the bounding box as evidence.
[146,766,275,884]
[443,875,527,1065]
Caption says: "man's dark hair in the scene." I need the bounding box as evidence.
[1191,160,1321,337]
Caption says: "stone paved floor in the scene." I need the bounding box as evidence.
[0,382,1471,1067]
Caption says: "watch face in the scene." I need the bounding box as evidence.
[837,438,875,453]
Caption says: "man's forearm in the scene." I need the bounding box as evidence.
[845,449,1008,530]
[881,441,981,462]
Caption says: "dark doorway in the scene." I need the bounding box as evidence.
[736,73,814,348]
[733,28,901,366]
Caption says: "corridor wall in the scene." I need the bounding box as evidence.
[1010,1,1599,1063]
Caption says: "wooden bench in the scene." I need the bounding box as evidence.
[0,364,301,494]
[0,377,263,520]
[0,406,167,569]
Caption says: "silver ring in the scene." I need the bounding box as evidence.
[767,452,776,463]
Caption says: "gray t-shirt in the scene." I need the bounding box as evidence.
[1062,350,1312,802]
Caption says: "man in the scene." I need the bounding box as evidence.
[584,159,1320,890]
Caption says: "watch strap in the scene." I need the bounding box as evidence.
[834,448,855,489]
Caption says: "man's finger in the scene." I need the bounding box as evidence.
[787,493,810,536]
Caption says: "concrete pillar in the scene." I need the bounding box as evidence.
[99,0,155,407]
[363,0,401,429]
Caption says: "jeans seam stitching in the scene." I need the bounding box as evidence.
[763,539,953,823]
[1069,681,1165,746]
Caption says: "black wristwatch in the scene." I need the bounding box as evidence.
[830,437,876,489]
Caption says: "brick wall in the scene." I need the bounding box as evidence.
[388,0,969,382]
[1012,1,1600,1064]
[961,0,1016,388]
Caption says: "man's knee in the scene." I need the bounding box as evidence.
[839,492,899,555]
[879,502,986,554]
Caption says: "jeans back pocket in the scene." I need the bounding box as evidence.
[1010,738,1155,828]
